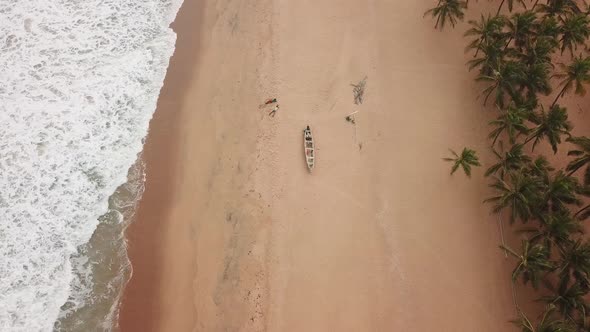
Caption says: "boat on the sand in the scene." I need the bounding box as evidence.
[303,125,314,172]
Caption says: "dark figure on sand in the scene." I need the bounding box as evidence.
[269,104,279,117]
[259,98,278,109]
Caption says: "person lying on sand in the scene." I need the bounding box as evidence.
[269,104,279,117]
[259,98,278,108]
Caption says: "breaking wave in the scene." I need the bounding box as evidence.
[0,0,184,330]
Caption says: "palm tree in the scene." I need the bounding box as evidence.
[553,55,590,107]
[575,205,590,220]
[558,240,590,289]
[528,156,555,177]
[485,171,543,223]
[512,304,576,332]
[526,104,572,153]
[468,39,507,76]
[522,62,553,97]
[521,210,581,249]
[489,105,531,145]
[424,0,468,30]
[502,239,553,288]
[443,148,481,177]
[465,14,507,56]
[478,61,526,108]
[486,143,532,178]
[558,14,590,56]
[506,11,539,51]
[536,16,561,41]
[513,92,540,113]
[541,277,588,326]
[519,38,556,66]
[573,182,590,221]
[538,0,583,17]
[543,171,582,212]
[566,136,590,181]
[498,0,528,15]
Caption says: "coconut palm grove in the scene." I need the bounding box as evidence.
[428,0,590,330]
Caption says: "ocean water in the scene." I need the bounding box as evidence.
[0,0,184,330]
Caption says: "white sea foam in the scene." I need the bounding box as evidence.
[0,0,184,330]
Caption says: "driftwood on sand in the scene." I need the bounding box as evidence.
[351,76,367,105]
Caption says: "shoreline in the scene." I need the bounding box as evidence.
[118,0,204,330]
[119,0,275,330]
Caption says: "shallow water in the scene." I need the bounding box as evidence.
[54,159,144,331]
[0,0,183,330]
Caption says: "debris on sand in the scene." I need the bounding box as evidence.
[351,76,367,105]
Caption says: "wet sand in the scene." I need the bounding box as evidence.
[119,0,590,331]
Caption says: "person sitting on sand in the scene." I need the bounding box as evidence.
[269,104,279,117]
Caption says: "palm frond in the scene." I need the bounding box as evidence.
[425,0,468,30]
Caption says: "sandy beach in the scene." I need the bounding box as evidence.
[119,0,590,331]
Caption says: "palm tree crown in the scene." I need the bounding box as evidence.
[512,304,576,332]
[527,104,572,153]
[566,136,590,183]
[543,171,582,212]
[485,171,544,223]
[558,14,590,56]
[553,55,590,106]
[538,0,583,17]
[502,239,553,288]
[489,105,531,145]
[507,11,539,51]
[486,143,532,178]
[541,277,588,325]
[465,14,507,55]
[478,61,526,108]
[559,240,590,288]
[444,148,481,177]
[525,210,582,249]
[424,0,468,30]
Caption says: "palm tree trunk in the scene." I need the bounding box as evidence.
[501,244,521,258]
[567,168,578,177]
[498,215,508,258]
[497,0,506,15]
[574,204,590,218]
[503,36,513,52]
[511,282,519,315]
[524,128,539,145]
[474,39,482,58]
[551,82,570,107]
[531,0,540,10]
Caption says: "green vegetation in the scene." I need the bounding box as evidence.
[444,148,481,177]
[424,0,468,29]
[428,0,590,329]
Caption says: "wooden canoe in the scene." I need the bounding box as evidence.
[303,125,314,172]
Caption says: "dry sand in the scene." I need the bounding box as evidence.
[119,0,590,331]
